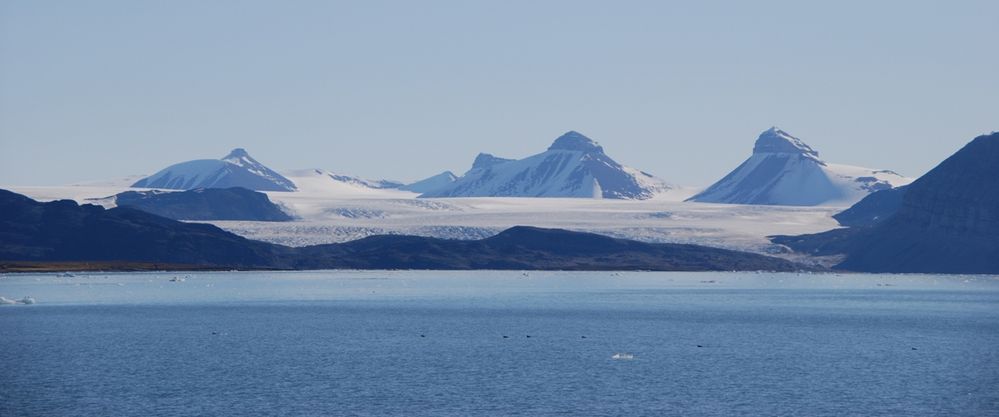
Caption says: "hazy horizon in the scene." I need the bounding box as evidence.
[2,0,997,186]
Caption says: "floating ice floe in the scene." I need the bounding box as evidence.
[0,296,35,305]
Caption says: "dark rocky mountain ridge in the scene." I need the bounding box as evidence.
[113,187,293,221]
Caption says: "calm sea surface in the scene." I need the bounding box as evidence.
[1,271,998,416]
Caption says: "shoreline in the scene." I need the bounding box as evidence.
[0,262,241,273]
[0,261,815,274]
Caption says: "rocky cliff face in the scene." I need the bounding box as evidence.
[114,187,293,221]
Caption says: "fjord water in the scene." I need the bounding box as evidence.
[1,272,997,416]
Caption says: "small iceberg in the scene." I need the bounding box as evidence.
[611,353,635,360]
[0,296,35,305]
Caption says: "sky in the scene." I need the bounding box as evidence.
[1,0,996,187]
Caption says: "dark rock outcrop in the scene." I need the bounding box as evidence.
[114,188,293,221]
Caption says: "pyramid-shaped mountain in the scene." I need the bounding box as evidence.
[419,131,672,199]
[132,148,297,192]
[688,127,909,206]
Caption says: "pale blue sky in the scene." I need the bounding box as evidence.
[1,0,996,186]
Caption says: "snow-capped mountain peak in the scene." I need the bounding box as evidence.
[547,131,605,153]
[688,127,910,206]
[132,148,297,192]
[753,127,820,159]
[220,148,276,174]
[420,130,673,200]
[470,153,515,171]
[222,148,252,163]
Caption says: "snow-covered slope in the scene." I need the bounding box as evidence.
[132,148,297,192]
[420,131,673,200]
[281,169,414,197]
[323,173,404,190]
[688,128,911,206]
[467,153,514,172]
[400,171,458,193]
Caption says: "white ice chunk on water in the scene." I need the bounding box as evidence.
[0,296,35,305]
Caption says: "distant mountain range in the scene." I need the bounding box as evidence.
[7,129,999,273]
[124,128,912,205]
[772,132,999,274]
[420,131,673,199]
[133,148,297,192]
[0,189,801,272]
[688,128,910,206]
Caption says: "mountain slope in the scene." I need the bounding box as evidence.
[772,132,999,274]
[0,189,290,267]
[689,128,910,206]
[468,153,515,172]
[114,187,293,221]
[420,131,672,199]
[400,171,458,193]
[832,186,908,227]
[132,148,297,192]
[281,169,413,198]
